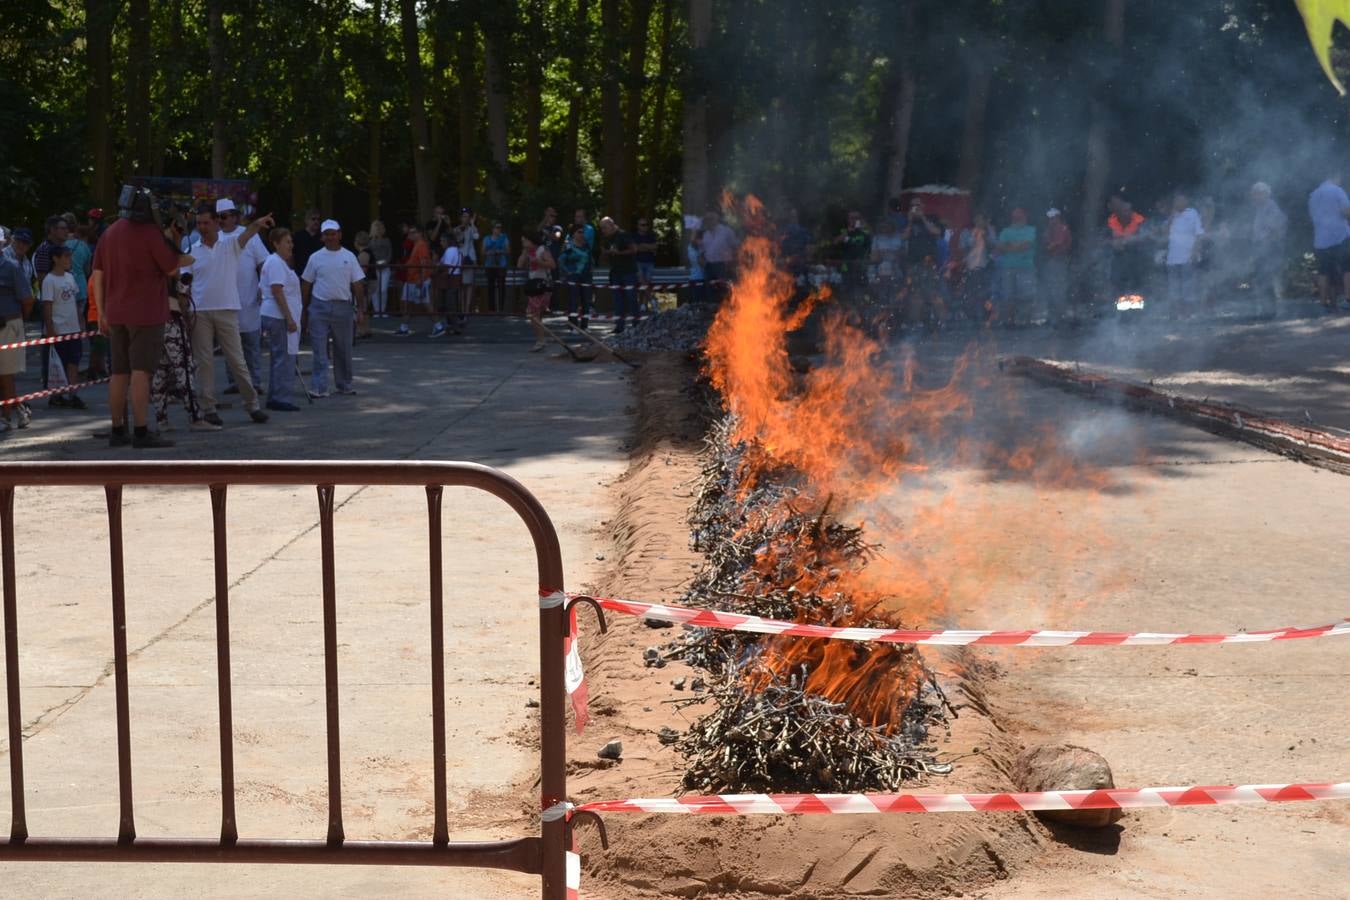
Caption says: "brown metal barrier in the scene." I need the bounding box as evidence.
[0,461,581,899]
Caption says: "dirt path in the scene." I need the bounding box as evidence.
[0,326,636,897]
[571,335,1349,899]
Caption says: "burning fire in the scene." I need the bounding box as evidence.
[703,198,1114,731]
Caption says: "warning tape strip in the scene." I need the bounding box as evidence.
[0,329,98,352]
[578,593,1350,646]
[1,377,108,408]
[575,782,1350,815]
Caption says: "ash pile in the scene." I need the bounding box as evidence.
[658,416,953,794]
[606,302,717,352]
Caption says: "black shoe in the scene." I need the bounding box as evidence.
[109,430,132,448]
[67,395,88,410]
[223,385,240,395]
[133,431,175,449]
[203,412,225,427]
[266,400,301,412]
[249,409,269,424]
[49,395,70,408]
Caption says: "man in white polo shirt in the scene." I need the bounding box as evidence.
[189,202,274,427]
[218,199,268,395]
[300,219,365,397]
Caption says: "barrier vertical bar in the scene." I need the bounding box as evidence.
[316,484,344,845]
[1,487,27,842]
[105,485,136,844]
[209,485,238,844]
[426,486,449,847]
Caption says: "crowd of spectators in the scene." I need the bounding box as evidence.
[0,171,1343,443]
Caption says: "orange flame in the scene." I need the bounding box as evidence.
[703,197,1116,731]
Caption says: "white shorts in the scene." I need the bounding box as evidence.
[0,318,26,377]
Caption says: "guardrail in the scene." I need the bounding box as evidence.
[0,461,577,898]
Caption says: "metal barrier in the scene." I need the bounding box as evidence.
[0,461,576,899]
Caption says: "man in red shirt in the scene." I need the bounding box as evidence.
[91,200,193,448]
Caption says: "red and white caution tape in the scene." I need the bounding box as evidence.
[580,593,1350,647]
[0,329,98,352]
[1,377,108,408]
[576,782,1350,816]
[566,849,581,900]
[542,590,589,733]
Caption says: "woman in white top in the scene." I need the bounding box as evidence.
[518,233,556,352]
[259,227,304,410]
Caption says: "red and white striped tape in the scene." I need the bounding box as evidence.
[542,590,590,732]
[0,329,98,352]
[575,782,1350,816]
[566,849,581,900]
[1,376,109,408]
[580,594,1350,647]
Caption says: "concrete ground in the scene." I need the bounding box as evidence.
[0,317,635,897]
[881,303,1350,899]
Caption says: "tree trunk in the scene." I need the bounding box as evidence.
[367,0,386,223]
[882,0,918,201]
[621,0,654,223]
[681,0,712,221]
[601,0,625,218]
[399,0,436,224]
[1079,0,1127,252]
[125,0,152,174]
[429,13,450,199]
[483,24,510,209]
[523,0,544,185]
[644,0,674,215]
[86,0,115,207]
[563,0,591,183]
[207,0,227,178]
[956,54,993,193]
[457,25,477,203]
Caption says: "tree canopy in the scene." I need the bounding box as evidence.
[2,0,1347,242]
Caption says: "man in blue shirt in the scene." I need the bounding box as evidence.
[997,208,1037,326]
[1308,172,1350,312]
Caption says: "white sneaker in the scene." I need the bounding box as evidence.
[16,404,31,428]
[190,417,223,432]
[395,324,411,336]
[530,341,546,353]
[429,322,447,338]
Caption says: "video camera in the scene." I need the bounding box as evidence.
[118,183,181,226]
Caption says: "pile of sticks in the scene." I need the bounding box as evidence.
[663,410,952,793]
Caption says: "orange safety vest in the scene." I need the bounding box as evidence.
[1108,211,1145,238]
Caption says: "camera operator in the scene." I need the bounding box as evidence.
[188,202,275,427]
[90,188,196,448]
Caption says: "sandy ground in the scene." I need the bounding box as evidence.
[569,310,1350,899]
[0,319,636,897]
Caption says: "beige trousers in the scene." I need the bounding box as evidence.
[191,309,259,414]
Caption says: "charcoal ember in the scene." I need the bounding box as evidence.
[606,303,717,352]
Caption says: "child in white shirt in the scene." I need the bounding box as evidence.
[40,245,85,409]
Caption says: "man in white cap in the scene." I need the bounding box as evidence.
[217,199,268,396]
[1042,207,1073,323]
[300,219,365,397]
[188,200,274,427]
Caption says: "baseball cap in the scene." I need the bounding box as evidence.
[13,228,33,243]
[87,207,104,220]
[1046,208,1062,218]
[215,198,237,214]
[321,219,340,233]
[49,243,71,258]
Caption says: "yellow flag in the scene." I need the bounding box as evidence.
[1297,0,1350,94]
